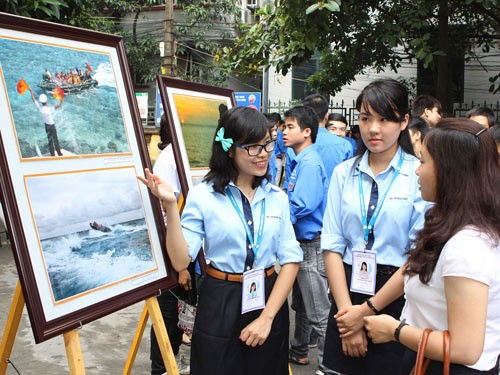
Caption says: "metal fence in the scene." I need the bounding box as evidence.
[267,99,500,126]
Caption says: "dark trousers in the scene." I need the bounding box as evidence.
[45,123,62,156]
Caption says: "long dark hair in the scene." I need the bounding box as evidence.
[204,107,270,194]
[158,114,172,150]
[355,79,414,157]
[406,118,500,283]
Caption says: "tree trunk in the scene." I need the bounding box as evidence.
[436,0,452,115]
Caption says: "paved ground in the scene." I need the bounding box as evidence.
[0,229,319,375]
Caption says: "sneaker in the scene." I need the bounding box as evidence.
[315,369,325,375]
[308,339,318,348]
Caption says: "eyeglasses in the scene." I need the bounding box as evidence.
[234,139,276,156]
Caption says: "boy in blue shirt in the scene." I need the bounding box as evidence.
[283,106,330,375]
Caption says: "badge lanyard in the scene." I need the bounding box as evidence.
[225,187,266,264]
[358,152,404,248]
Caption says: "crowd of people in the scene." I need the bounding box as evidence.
[141,78,500,375]
[43,66,93,85]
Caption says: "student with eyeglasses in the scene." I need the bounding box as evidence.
[139,106,302,374]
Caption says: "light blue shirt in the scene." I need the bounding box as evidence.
[181,180,303,273]
[321,147,429,267]
[315,127,353,183]
[287,146,328,241]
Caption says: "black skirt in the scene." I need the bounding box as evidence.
[190,271,289,375]
[323,263,406,375]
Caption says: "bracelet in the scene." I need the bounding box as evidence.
[365,298,380,314]
[394,318,409,342]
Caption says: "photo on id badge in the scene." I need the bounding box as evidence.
[242,268,265,313]
[350,250,377,295]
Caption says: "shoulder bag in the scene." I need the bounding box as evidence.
[410,329,450,375]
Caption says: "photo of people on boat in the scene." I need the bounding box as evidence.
[0,36,131,159]
[25,168,156,302]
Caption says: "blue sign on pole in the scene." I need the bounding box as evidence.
[235,92,262,111]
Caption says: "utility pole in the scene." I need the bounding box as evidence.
[162,0,175,77]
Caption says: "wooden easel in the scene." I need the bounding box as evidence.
[0,281,178,374]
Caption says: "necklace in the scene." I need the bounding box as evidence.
[238,186,256,201]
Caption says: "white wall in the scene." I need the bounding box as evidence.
[268,49,499,108]
[463,46,500,106]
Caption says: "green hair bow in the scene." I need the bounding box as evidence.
[215,127,233,152]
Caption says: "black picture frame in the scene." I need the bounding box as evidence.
[0,12,176,343]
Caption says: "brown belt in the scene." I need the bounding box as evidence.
[207,266,275,283]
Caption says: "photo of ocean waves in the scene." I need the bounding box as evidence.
[25,168,157,303]
[43,219,154,302]
[0,37,130,157]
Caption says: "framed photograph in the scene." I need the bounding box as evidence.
[157,76,235,195]
[0,12,176,343]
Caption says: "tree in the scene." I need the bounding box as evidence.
[1,0,164,84]
[175,0,241,86]
[220,0,500,113]
[3,0,242,86]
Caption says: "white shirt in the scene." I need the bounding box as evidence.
[153,144,181,224]
[35,101,56,125]
[401,227,500,371]
[153,144,181,197]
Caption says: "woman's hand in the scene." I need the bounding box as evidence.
[239,315,273,347]
[341,329,368,357]
[335,304,372,337]
[364,314,399,344]
[178,269,192,291]
[137,168,177,204]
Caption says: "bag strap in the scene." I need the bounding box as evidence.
[411,329,451,375]
[411,328,432,375]
[443,330,450,375]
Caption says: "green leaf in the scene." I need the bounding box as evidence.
[424,53,433,66]
[324,1,340,12]
[306,3,321,15]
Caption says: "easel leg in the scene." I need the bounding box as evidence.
[145,296,178,375]
[63,330,85,374]
[123,306,149,375]
[0,281,24,375]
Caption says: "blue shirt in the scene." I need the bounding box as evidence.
[282,147,296,191]
[274,129,286,156]
[181,180,303,273]
[315,127,353,183]
[345,136,358,154]
[268,152,277,184]
[287,146,328,241]
[321,147,429,267]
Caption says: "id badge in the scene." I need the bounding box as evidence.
[242,268,265,314]
[350,249,377,295]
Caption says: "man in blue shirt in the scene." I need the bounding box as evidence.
[283,106,330,375]
[303,94,353,185]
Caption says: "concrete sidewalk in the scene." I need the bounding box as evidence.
[0,230,319,374]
